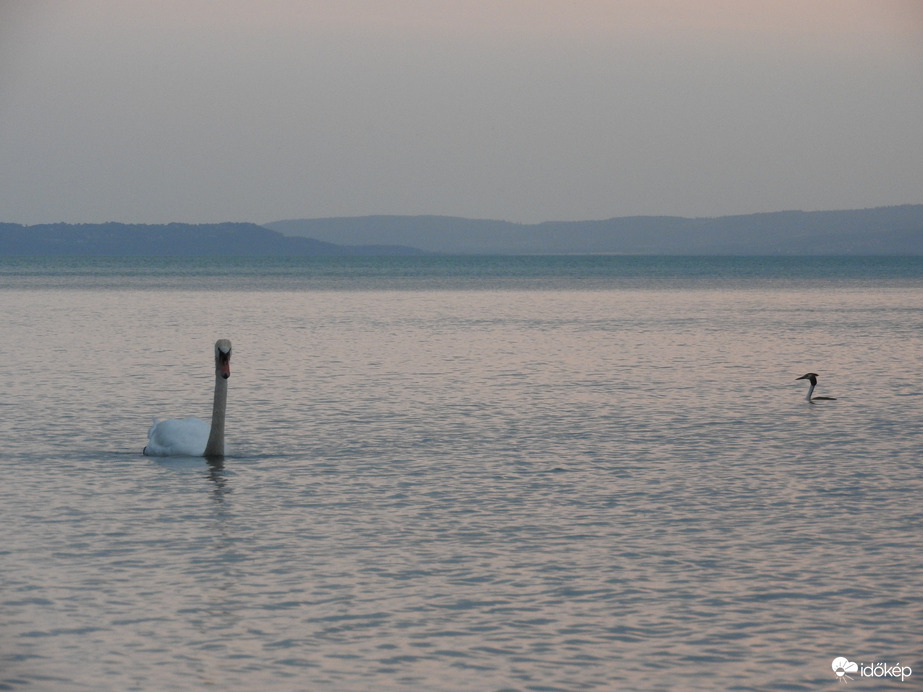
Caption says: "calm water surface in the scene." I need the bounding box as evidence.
[1,257,921,691]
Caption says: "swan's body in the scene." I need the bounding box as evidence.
[144,417,212,457]
[144,339,232,457]
[796,372,836,402]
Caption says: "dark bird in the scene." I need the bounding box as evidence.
[795,373,837,402]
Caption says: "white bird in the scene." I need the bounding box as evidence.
[795,372,837,402]
[144,339,232,457]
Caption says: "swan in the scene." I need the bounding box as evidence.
[143,339,232,457]
[795,372,837,402]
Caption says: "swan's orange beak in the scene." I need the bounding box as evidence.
[217,351,231,379]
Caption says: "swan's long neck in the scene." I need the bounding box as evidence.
[204,372,228,457]
[805,382,816,402]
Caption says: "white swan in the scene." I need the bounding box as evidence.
[143,339,232,457]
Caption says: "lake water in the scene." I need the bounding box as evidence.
[1,256,921,691]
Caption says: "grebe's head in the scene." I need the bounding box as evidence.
[795,373,818,386]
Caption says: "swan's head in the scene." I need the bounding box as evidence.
[796,373,818,386]
[215,339,232,379]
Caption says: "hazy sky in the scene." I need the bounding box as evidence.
[2,0,921,224]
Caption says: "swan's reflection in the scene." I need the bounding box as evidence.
[149,454,241,630]
[206,457,230,503]
[199,457,243,633]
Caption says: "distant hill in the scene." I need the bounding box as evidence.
[0,222,424,256]
[3,206,922,256]
[266,205,923,255]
